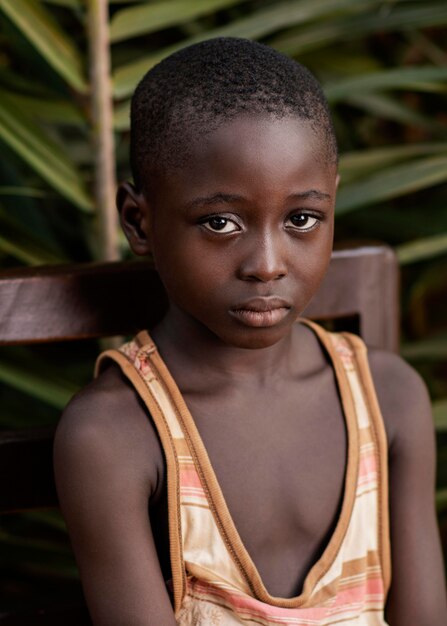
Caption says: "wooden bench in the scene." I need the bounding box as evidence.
[0,245,399,624]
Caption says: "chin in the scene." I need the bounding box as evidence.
[222,326,291,350]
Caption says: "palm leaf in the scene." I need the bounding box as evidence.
[112,0,373,98]
[400,333,447,361]
[433,399,447,433]
[43,0,81,7]
[0,186,52,198]
[114,100,130,131]
[0,210,68,265]
[0,0,87,92]
[436,488,447,513]
[339,143,447,182]
[341,92,435,128]
[397,234,447,266]
[0,355,78,409]
[325,66,447,103]
[1,92,85,126]
[272,2,447,56]
[0,94,93,211]
[110,0,248,43]
[336,155,447,215]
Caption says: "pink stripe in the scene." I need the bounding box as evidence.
[330,577,384,610]
[358,451,377,479]
[190,580,329,621]
[187,575,385,624]
[180,468,203,489]
[357,472,377,487]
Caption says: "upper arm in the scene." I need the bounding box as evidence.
[369,351,447,626]
[54,375,176,626]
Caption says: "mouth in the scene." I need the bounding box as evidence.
[229,297,292,328]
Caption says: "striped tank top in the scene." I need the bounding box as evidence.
[94,318,391,625]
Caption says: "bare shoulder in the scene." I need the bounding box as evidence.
[54,363,176,625]
[366,347,433,454]
[54,361,165,503]
[366,349,447,625]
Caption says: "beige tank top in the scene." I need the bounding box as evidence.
[94,318,391,625]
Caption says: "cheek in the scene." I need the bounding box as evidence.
[151,233,230,309]
[295,227,333,304]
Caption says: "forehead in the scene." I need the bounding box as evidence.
[150,115,337,206]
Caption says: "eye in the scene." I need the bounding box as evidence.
[201,216,240,234]
[287,213,319,231]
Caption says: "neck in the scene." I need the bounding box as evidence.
[150,304,297,388]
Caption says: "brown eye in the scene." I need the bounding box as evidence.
[288,214,319,230]
[209,217,228,230]
[202,216,239,233]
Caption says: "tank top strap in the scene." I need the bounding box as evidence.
[93,330,188,613]
[299,319,391,594]
[93,330,251,614]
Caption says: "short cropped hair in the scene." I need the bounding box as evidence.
[130,37,337,192]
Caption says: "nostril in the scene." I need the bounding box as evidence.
[239,269,287,282]
[237,239,288,282]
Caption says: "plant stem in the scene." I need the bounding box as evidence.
[88,0,118,261]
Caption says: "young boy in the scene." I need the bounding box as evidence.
[54,38,447,625]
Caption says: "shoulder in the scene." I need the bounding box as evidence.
[54,361,166,503]
[364,346,434,458]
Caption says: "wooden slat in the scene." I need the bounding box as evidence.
[0,260,167,344]
[304,245,399,351]
[0,246,399,349]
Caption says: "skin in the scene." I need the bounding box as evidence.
[54,115,447,626]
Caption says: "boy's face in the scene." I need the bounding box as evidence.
[120,115,338,349]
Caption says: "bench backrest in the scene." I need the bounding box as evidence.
[0,245,399,514]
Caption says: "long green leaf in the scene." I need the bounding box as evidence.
[400,333,447,361]
[110,0,247,43]
[272,2,447,57]
[113,0,374,98]
[43,0,80,7]
[0,529,78,578]
[0,0,87,92]
[0,186,52,198]
[325,67,447,103]
[1,92,85,126]
[397,233,447,266]
[0,357,78,409]
[436,488,447,513]
[336,155,447,215]
[342,93,434,128]
[434,399,447,433]
[0,210,68,264]
[0,95,93,211]
[339,143,447,182]
[114,100,130,131]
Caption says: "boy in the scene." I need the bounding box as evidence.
[54,38,447,625]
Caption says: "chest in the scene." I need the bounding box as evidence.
[153,369,348,598]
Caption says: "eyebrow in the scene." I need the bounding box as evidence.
[185,189,331,210]
[287,190,332,202]
[184,193,244,210]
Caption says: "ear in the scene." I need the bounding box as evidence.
[335,173,341,190]
[116,181,152,256]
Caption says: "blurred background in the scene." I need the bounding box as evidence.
[0,0,446,612]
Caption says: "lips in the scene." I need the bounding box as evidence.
[229,297,292,328]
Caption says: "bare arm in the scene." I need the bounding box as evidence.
[369,351,447,626]
[54,369,177,626]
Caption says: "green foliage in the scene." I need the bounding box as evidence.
[1,0,446,608]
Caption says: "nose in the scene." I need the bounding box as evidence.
[238,231,287,282]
